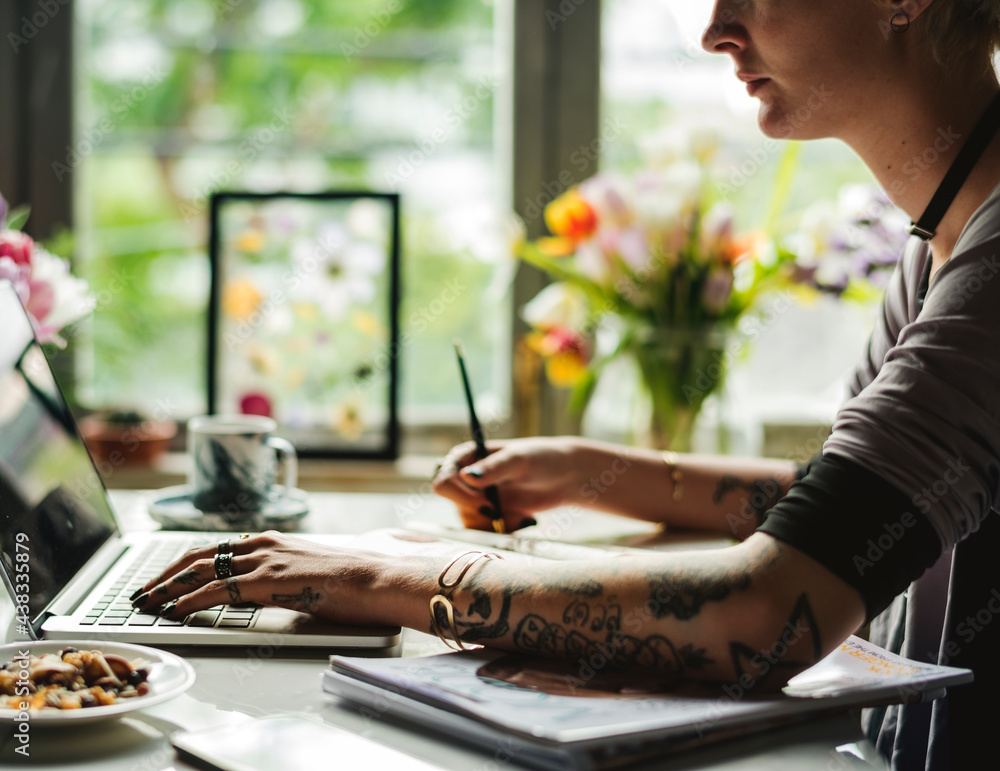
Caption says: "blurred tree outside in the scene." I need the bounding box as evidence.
[73,0,509,430]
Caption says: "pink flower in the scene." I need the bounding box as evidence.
[25,279,55,324]
[240,392,273,418]
[0,230,33,266]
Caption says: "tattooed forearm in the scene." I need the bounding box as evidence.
[272,587,321,612]
[713,475,784,527]
[643,543,781,621]
[452,588,515,643]
[512,603,713,676]
[729,593,821,690]
[646,571,750,620]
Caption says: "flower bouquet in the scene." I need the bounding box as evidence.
[517,139,910,451]
[517,151,789,451]
[0,194,94,347]
[781,183,910,301]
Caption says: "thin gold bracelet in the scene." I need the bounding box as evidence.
[661,451,683,503]
[429,550,503,651]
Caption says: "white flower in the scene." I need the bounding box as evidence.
[27,247,96,343]
[787,200,839,263]
[290,222,386,320]
[521,282,589,332]
[579,173,633,230]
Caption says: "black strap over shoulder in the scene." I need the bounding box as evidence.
[908,91,1000,240]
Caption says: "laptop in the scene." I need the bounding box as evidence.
[0,279,400,651]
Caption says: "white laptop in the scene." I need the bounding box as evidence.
[0,280,400,651]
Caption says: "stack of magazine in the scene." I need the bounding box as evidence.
[323,636,971,770]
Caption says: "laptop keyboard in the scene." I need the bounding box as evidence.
[78,538,261,629]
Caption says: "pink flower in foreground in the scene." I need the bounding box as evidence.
[0,230,33,266]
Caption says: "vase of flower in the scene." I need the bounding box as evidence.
[515,141,911,449]
[516,137,776,449]
[626,323,730,451]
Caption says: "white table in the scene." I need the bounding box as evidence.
[1,490,888,770]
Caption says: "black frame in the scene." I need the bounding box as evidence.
[207,191,401,460]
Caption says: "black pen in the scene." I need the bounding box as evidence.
[454,340,505,534]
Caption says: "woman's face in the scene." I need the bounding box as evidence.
[701,0,894,143]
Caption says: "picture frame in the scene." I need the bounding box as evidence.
[207,191,400,459]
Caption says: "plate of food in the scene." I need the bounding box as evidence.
[0,641,196,726]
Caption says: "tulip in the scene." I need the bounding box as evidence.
[525,328,590,387]
[544,189,598,243]
[579,174,633,230]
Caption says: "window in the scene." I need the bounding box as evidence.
[72,0,511,447]
[6,0,891,463]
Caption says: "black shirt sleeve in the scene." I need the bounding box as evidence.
[758,453,942,622]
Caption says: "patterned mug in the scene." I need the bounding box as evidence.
[187,414,298,520]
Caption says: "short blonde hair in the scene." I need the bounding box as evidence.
[920,0,1000,68]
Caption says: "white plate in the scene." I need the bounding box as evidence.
[0,640,195,726]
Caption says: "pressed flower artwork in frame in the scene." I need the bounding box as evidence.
[208,192,400,459]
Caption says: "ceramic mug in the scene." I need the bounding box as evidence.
[187,414,298,519]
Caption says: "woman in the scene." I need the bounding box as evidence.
[136,2,1000,767]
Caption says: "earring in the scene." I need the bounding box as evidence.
[890,11,910,33]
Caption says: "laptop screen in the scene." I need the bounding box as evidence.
[0,280,117,630]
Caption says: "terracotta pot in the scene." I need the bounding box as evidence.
[80,416,178,467]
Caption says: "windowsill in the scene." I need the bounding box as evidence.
[99,452,441,494]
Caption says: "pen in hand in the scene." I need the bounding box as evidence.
[454,340,505,534]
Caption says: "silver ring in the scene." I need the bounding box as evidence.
[214,552,234,579]
[217,540,231,555]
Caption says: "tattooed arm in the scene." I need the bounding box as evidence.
[424,532,863,688]
[136,530,864,690]
[433,436,799,540]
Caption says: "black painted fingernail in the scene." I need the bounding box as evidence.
[479,505,496,518]
[464,467,483,478]
[158,601,177,618]
[519,517,538,528]
[131,592,149,609]
[129,587,144,601]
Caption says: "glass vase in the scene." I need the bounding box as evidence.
[626,323,730,452]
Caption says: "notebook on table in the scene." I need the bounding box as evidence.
[323,637,973,770]
[0,279,400,651]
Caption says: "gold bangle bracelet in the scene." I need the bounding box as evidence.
[429,550,503,651]
[661,451,683,503]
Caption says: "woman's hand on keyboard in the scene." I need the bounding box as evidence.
[130,532,438,628]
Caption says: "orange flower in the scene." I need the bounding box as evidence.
[222,279,262,320]
[723,232,764,265]
[234,229,265,253]
[525,328,589,387]
[544,350,588,387]
[544,189,597,243]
